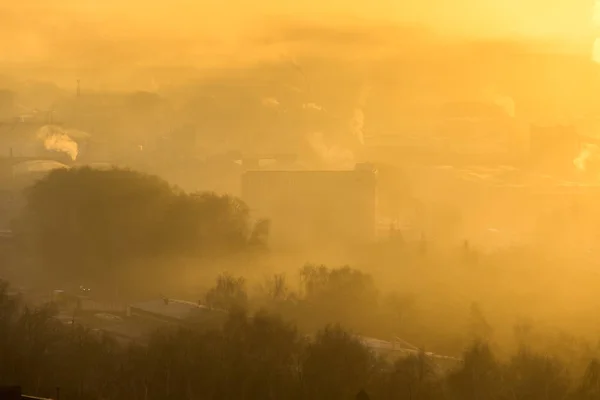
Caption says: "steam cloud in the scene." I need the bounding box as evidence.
[36,125,80,161]
[494,95,516,118]
[351,109,365,145]
[574,143,600,173]
[307,131,355,169]
[351,84,371,145]
[303,103,323,111]
[482,85,516,118]
[262,97,280,108]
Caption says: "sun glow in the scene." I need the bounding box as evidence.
[593,1,600,63]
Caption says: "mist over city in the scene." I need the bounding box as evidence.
[2,1,600,399]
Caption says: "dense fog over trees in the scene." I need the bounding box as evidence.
[2,279,600,400]
[0,165,598,400]
[11,167,266,296]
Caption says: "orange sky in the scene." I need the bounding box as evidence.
[0,0,596,67]
[2,0,596,36]
[7,0,591,36]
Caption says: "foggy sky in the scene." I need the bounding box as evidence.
[4,0,593,37]
[0,0,595,68]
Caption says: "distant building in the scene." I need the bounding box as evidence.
[128,298,202,324]
[53,298,227,345]
[127,298,226,326]
[238,153,299,171]
[241,164,378,249]
[356,336,461,373]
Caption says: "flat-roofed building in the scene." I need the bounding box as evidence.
[127,298,226,327]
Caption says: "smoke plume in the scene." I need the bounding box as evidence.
[482,85,516,118]
[303,102,323,111]
[350,108,365,145]
[307,131,355,169]
[574,143,600,173]
[262,97,280,108]
[36,125,79,161]
[494,95,516,118]
[350,84,371,145]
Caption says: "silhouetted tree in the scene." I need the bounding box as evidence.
[577,359,600,400]
[14,167,173,291]
[387,351,441,400]
[504,349,571,400]
[302,325,375,400]
[299,265,378,332]
[262,273,292,303]
[469,303,493,342]
[205,273,248,311]
[249,218,270,249]
[0,277,597,400]
[382,291,416,335]
[447,341,503,400]
[13,167,261,297]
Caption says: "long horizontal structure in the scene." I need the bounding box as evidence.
[358,336,460,361]
[356,336,461,374]
[127,298,227,326]
[128,299,207,322]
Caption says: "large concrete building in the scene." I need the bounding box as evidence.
[241,164,378,249]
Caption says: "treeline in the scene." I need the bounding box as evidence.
[2,280,600,400]
[7,165,600,399]
[196,265,600,368]
[203,266,378,346]
[11,167,268,296]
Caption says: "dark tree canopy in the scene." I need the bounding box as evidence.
[13,167,263,293]
[302,325,375,400]
[0,274,598,400]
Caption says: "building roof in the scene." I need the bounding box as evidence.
[94,319,158,343]
[12,160,69,175]
[243,169,376,176]
[128,298,212,321]
[357,335,461,363]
